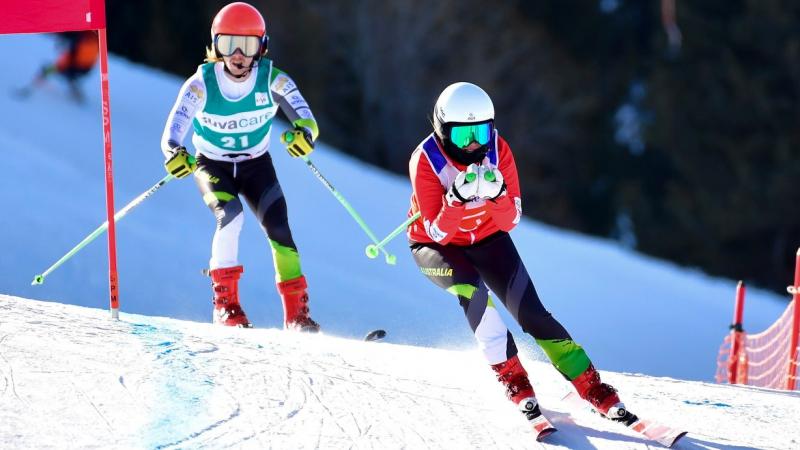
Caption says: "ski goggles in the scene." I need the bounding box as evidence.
[215,34,263,57]
[448,122,493,149]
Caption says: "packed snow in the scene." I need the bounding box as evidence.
[1,33,798,449]
[2,295,798,449]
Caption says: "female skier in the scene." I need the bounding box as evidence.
[160,2,320,331]
[407,82,626,431]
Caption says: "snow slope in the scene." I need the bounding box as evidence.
[1,295,798,450]
[0,33,792,385]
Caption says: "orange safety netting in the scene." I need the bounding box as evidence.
[716,301,797,389]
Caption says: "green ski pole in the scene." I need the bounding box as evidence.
[365,171,484,262]
[297,154,396,264]
[365,212,421,262]
[31,173,175,285]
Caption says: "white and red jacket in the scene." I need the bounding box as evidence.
[408,132,522,246]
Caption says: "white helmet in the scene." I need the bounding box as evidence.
[433,82,494,136]
[433,82,495,165]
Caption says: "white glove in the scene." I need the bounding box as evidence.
[446,164,481,205]
[476,165,506,200]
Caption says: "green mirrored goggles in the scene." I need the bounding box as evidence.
[448,122,492,149]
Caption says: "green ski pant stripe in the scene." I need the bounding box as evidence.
[270,239,302,282]
[446,284,497,308]
[203,191,236,205]
[447,283,476,299]
[536,338,591,380]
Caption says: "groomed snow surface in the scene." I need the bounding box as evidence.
[1,296,798,449]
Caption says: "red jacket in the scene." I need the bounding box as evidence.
[408,132,522,246]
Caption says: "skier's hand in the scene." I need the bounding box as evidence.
[164,146,196,179]
[446,164,481,206]
[280,126,314,157]
[476,165,506,200]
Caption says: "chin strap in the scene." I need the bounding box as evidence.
[224,62,253,79]
[436,135,489,166]
[445,143,489,166]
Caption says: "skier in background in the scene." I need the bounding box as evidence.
[407,82,627,431]
[16,31,99,102]
[160,2,320,330]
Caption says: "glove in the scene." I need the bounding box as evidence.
[280,127,314,157]
[445,164,481,206]
[164,146,196,179]
[476,165,506,200]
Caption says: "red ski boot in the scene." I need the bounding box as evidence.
[571,364,624,416]
[209,265,252,328]
[276,275,320,332]
[492,355,556,440]
[491,354,535,404]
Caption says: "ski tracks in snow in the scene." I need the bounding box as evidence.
[0,296,658,449]
[0,297,151,447]
[4,296,799,449]
[120,320,539,449]
[0,334,20,402]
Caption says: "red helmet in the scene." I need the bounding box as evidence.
[211,2,266,38]
[210,3,268,60]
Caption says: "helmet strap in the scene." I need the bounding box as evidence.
[224,60,255,79]
[435,135,489,166]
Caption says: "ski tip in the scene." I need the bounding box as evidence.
[364,329,387,341]
[31,274,44,285]
[535,427,558,442]
[667,431,688,448]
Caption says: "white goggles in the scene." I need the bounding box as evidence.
[215,34,262,57]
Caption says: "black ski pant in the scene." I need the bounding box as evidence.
[411,231,592,379]
[194,152,302,280]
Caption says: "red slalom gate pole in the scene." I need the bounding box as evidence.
[728,281,747,384]
[98,26,120,319]
[787,248,800,390]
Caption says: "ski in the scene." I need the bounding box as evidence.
[519,398,557,441]
[531,415,557,442]
[363,329,386,342]
[562,392,687,448]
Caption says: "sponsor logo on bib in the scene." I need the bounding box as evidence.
[255,92,270,106]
